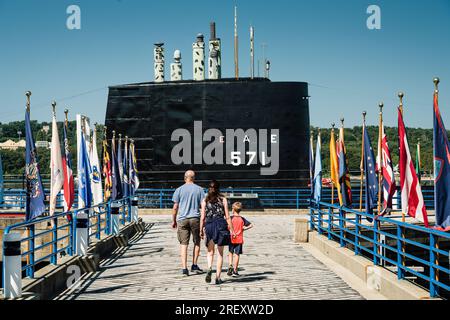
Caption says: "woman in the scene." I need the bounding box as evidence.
[200,180,233,285]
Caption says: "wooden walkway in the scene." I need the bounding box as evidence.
[55,215,364,300]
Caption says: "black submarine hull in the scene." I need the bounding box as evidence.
[105,78,310,188]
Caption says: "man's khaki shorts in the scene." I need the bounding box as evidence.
[177,218,201,246]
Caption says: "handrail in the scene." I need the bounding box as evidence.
[310,200,450,298]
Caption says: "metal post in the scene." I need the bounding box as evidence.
[131,196,139,222]
[51,217,58,265]
[26,225,35,278]
[429,233,438,297]
[121,201,126,225]
[339,207,344,247]
[327,207,332,240]
[373,219,379,265]
[355,211,360,255]
[396,225,404,280]
[96,208,101,240]
[76,211,89,256]
[3,233,22,299]
[127,197,132,222]
[106,202,111,235]
[111,202,121,235]
[159,190,163,209]
[309,205,314,231]
[296,190,299,209]
[318,204,323,235]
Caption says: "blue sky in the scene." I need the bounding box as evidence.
[0,0,449,128]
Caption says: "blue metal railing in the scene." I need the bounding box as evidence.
[0,186,437,210]
[2,197,131,279]
[309,201,450,298]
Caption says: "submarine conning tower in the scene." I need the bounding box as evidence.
[105,19,310,188]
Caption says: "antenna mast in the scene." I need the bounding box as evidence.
[234,6,239,79]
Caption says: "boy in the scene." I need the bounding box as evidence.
[227,202,253,277]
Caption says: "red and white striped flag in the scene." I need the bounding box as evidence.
[62,116,74,213]
[380,122,396,213]
[398,107,429,226]
[50,108,64,216]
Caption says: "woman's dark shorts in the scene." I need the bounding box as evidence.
[205,217,230,247]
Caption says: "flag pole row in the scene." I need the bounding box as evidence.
[23,91,140,222]
[311,77,449,231]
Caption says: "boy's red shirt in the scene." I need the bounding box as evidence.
[230,215,251,244]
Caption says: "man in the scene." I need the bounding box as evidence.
[172,170,205,276]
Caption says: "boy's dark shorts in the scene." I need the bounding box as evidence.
[177,217,201,246]
[229,243,243,255]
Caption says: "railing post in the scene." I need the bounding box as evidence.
[396,225,404,280]
[327,207,332,240]
[127,197,132,222]
[96,208,101,240]
[296,190,299,209]
[373,219,379,265]
[131,196,139,222]
[75,210,89,256]
[110,201,121,235]
[309,202,315,231]
[339,207,344,247]
[121,200,126,225]
[429,233,438,298]
[26,225,35,278]
[318,203,323,235]
[159,190,163,209]
[106,202,111,235]
[50,217,58,265]
[355,212,360,255]
[3,233,22,299]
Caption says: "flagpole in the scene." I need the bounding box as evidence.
[433,77,440,286]
[360,112,366,211]
[331,124,335,205]
[398,92,406,223]
[377,103,383,215]
[25,91,32,270]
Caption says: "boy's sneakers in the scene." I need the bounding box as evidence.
[182,269,189,277]
[215,278,224,285]
[232,270,240,277]
[205,268,213,283]
[191,264,203,273]
[227,265,233,276]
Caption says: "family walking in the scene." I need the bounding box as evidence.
[172,170,253,284]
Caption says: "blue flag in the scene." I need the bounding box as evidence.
[111,136,123,201]
[433,91,450,230]
[363,126,379,218]
[312,134,322,203]
[25,109,46,221]
[122,140,129,198]
[309,134,315,197]
[78,132,92,208]
[0,153,4,205]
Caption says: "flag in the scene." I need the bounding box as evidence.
[0,153,4,205]
[117,137,124,185]
[363,123,379,218]
[433,88,450,230]
[329,128,341,204]
[111,134,123,200]
[77,116,92,209]
[49,110,64,216]
[416,142,422,183]
[336,127,352,207]
[102,137,112,201]
[380,123,396,213]
[312,133,322,203]
[129,141,140,195]
[122,138,129,198]
[89,128,103,206]
[398,107,428,226]
[62,116,74,212]
[25,108,46,221]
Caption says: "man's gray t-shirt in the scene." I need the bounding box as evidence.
[172,183,205,221]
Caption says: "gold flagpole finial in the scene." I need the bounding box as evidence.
[64,109,69,122]
[25,91,32,111]
[51,101,57,116]
[362,111,367,123]
[112,130,116,139]
[125,136,129,142]
[340,118,344,128]
[119,133,122,142]
[434,77,440,93]
[398,92,404,106]
[379,102,384,113]
[331,123,335,130]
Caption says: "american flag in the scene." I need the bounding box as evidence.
[398,107,428,226]
[380,123,396,214]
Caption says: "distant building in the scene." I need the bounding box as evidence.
[0,139,26,150]
[42,125,50,134]
[35,141,50,149]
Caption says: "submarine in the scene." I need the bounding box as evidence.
[105,22,310,188]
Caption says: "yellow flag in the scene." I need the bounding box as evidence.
[330,129,342,204]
